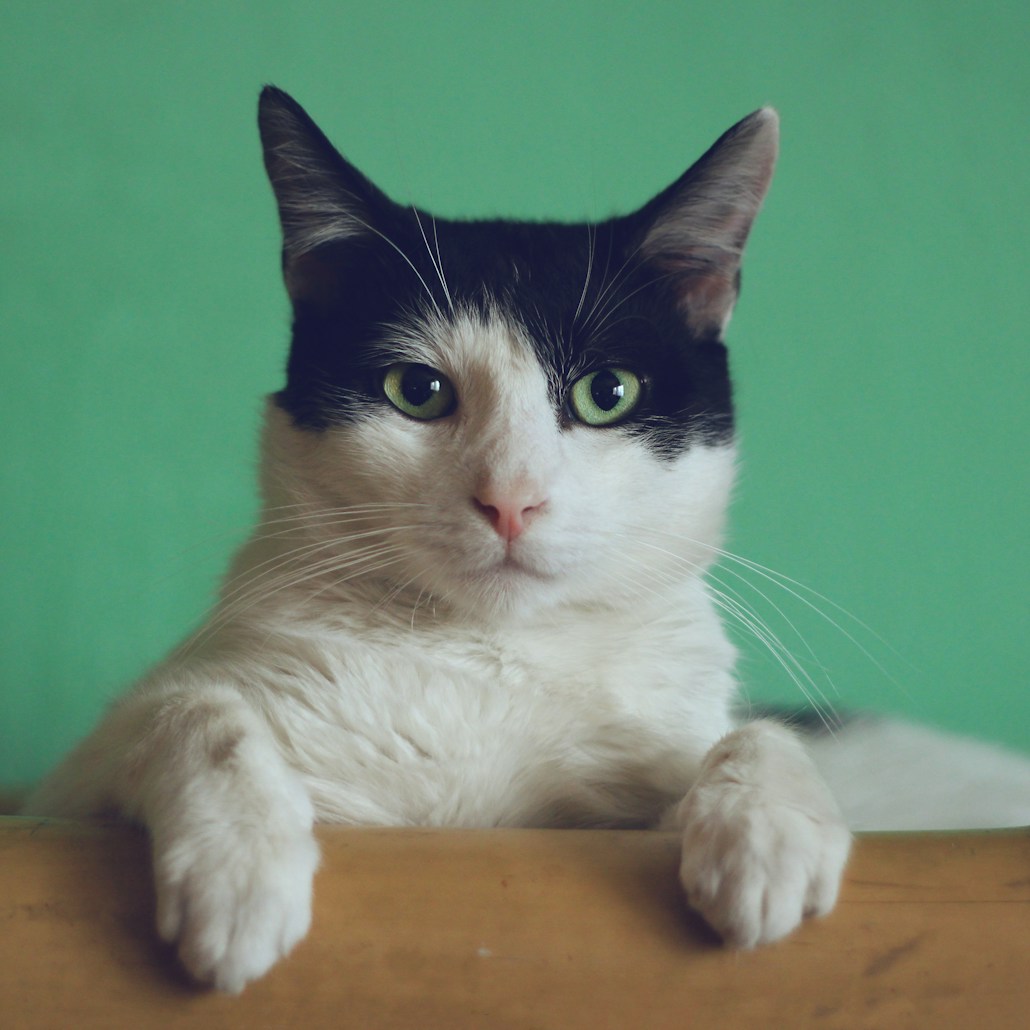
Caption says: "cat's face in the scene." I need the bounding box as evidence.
[256,89,777,620]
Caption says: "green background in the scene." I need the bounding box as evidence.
[2,1,1027,788]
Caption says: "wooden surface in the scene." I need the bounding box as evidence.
[1,819,1027,1029]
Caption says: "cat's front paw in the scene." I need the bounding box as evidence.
[676,721,851,948]
[153,821,320,993]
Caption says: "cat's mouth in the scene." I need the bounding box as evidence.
[489,552,550,580]
[471,548,555,585]
[430,532,565,603]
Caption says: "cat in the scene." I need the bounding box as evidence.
[23,86,852,993]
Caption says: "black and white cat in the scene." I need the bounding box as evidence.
[20,86,892,992]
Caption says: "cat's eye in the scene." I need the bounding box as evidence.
[382,363,456,420]
[568,368,642,426]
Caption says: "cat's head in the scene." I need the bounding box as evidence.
[255,87,776,621]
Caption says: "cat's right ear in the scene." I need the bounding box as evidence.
[633,108,779,337]
[258,86,386,300]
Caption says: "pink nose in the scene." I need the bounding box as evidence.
[472,489,547,543]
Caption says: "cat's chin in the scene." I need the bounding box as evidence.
[444,556,569,620]
[472,556,555,591]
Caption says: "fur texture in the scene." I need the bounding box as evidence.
[25,88,853,992]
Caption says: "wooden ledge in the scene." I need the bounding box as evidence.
[2,818,1027,1028]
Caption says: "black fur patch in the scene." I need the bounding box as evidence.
[741,703,858,736]
[274,207,735,459]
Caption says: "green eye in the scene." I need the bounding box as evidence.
[382,363,456,420]
[569,368,642,426]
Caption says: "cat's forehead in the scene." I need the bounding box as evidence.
[383,304,531,370]
[384,305,551,390]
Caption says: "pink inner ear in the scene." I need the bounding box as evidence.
[677,270,739,335]
[284,250,342,303]
[645,242,742,335]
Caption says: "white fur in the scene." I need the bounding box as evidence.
[810,719,1030,831]
[26,308,850,990]
[672,720,850,947]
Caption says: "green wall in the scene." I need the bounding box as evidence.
[2,1,1027,787]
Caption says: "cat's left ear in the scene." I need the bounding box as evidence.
[258,86,388,300]
[635,108,778,336]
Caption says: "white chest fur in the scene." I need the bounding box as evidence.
[190,580,737,830]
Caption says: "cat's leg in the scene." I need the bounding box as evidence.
[25,682,319,993]
[665,719,851,947]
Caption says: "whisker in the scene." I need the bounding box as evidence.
[289,548,410,616]
[634,525,908,694]
[432,214,454,314]
[180,529,421,657]
[709,585,840,732]
[707,562,833,685]
[586,268,679,342]
[580,235,650,336]
[412,207,454,314]
[572,222,596,331]
[618,530,846,727]
[347,212,444,319]
[219,521,424,611]
[579,228,619,331]
[408,583,431,629]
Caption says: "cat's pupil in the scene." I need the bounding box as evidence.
[403,365,443,407]
[591,370,625,412]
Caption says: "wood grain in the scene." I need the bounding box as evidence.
[1,819,1027,1028]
